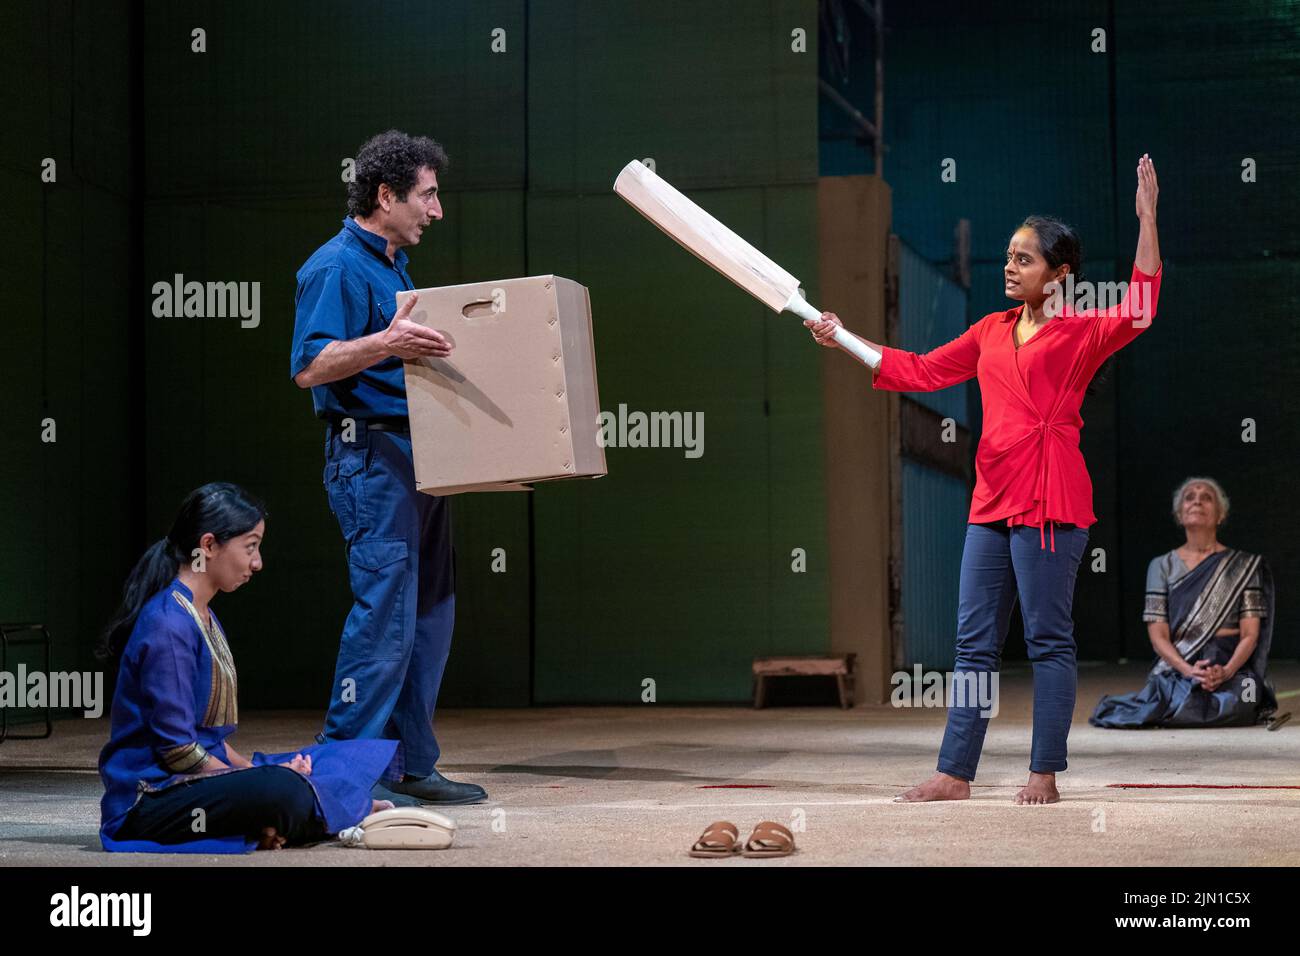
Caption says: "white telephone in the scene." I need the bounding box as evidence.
[337,806,457,850]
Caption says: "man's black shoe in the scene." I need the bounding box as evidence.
[387,768,488,805]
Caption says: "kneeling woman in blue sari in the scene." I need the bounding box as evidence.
[97,482,397,852]
[1091,477,1278,729]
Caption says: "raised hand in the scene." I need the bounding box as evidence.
[1136,154,1159,221]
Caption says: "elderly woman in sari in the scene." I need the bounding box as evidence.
[1091,477,1278,728]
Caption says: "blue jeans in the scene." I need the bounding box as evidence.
[320,422,456,783]
[936,521,1089,781]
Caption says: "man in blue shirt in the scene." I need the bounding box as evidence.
[290,130,485,805]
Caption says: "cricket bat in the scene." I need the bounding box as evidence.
[613,160,880,368]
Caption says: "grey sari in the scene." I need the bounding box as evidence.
[1090,548,1277,728]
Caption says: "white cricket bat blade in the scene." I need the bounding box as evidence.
[613,160,801,314]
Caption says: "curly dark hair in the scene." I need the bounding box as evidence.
[347,130,450,218]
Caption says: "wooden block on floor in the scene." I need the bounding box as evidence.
[752,654,856,709]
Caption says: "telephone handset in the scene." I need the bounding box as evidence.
[338,806,457,849]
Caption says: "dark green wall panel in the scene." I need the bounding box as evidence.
[527,0,818,194]
[521,3,825,703]
[7,0,827,708]
[141,0,527,199]
[1,1,136,685]
[527,185,828,703]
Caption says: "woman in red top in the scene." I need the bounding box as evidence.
[808,156,1161,804]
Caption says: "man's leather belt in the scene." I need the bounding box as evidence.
[325,416,410,433]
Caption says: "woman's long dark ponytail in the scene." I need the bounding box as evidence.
[96,482,267,661]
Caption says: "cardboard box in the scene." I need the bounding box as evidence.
[397,275,606,496]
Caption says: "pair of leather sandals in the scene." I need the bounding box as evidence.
[689,820,795,858]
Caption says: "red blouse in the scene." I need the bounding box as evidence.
[872,264,1163,551]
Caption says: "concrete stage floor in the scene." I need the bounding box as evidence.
[2,663,1297,867]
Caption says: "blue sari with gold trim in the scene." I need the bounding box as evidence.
[1090,549,1277,728]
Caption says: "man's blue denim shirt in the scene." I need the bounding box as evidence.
[291,217,416,419]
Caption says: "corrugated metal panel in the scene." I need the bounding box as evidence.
[896,243,970,669]
[900,460,969,669]
[897,243,970,425]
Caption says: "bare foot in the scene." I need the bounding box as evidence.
[893,771,971,802]
[371,799,395,814]
[1014,772,1060,805]
[257,826,286,850]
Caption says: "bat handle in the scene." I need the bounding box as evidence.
[782,293,882,369]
